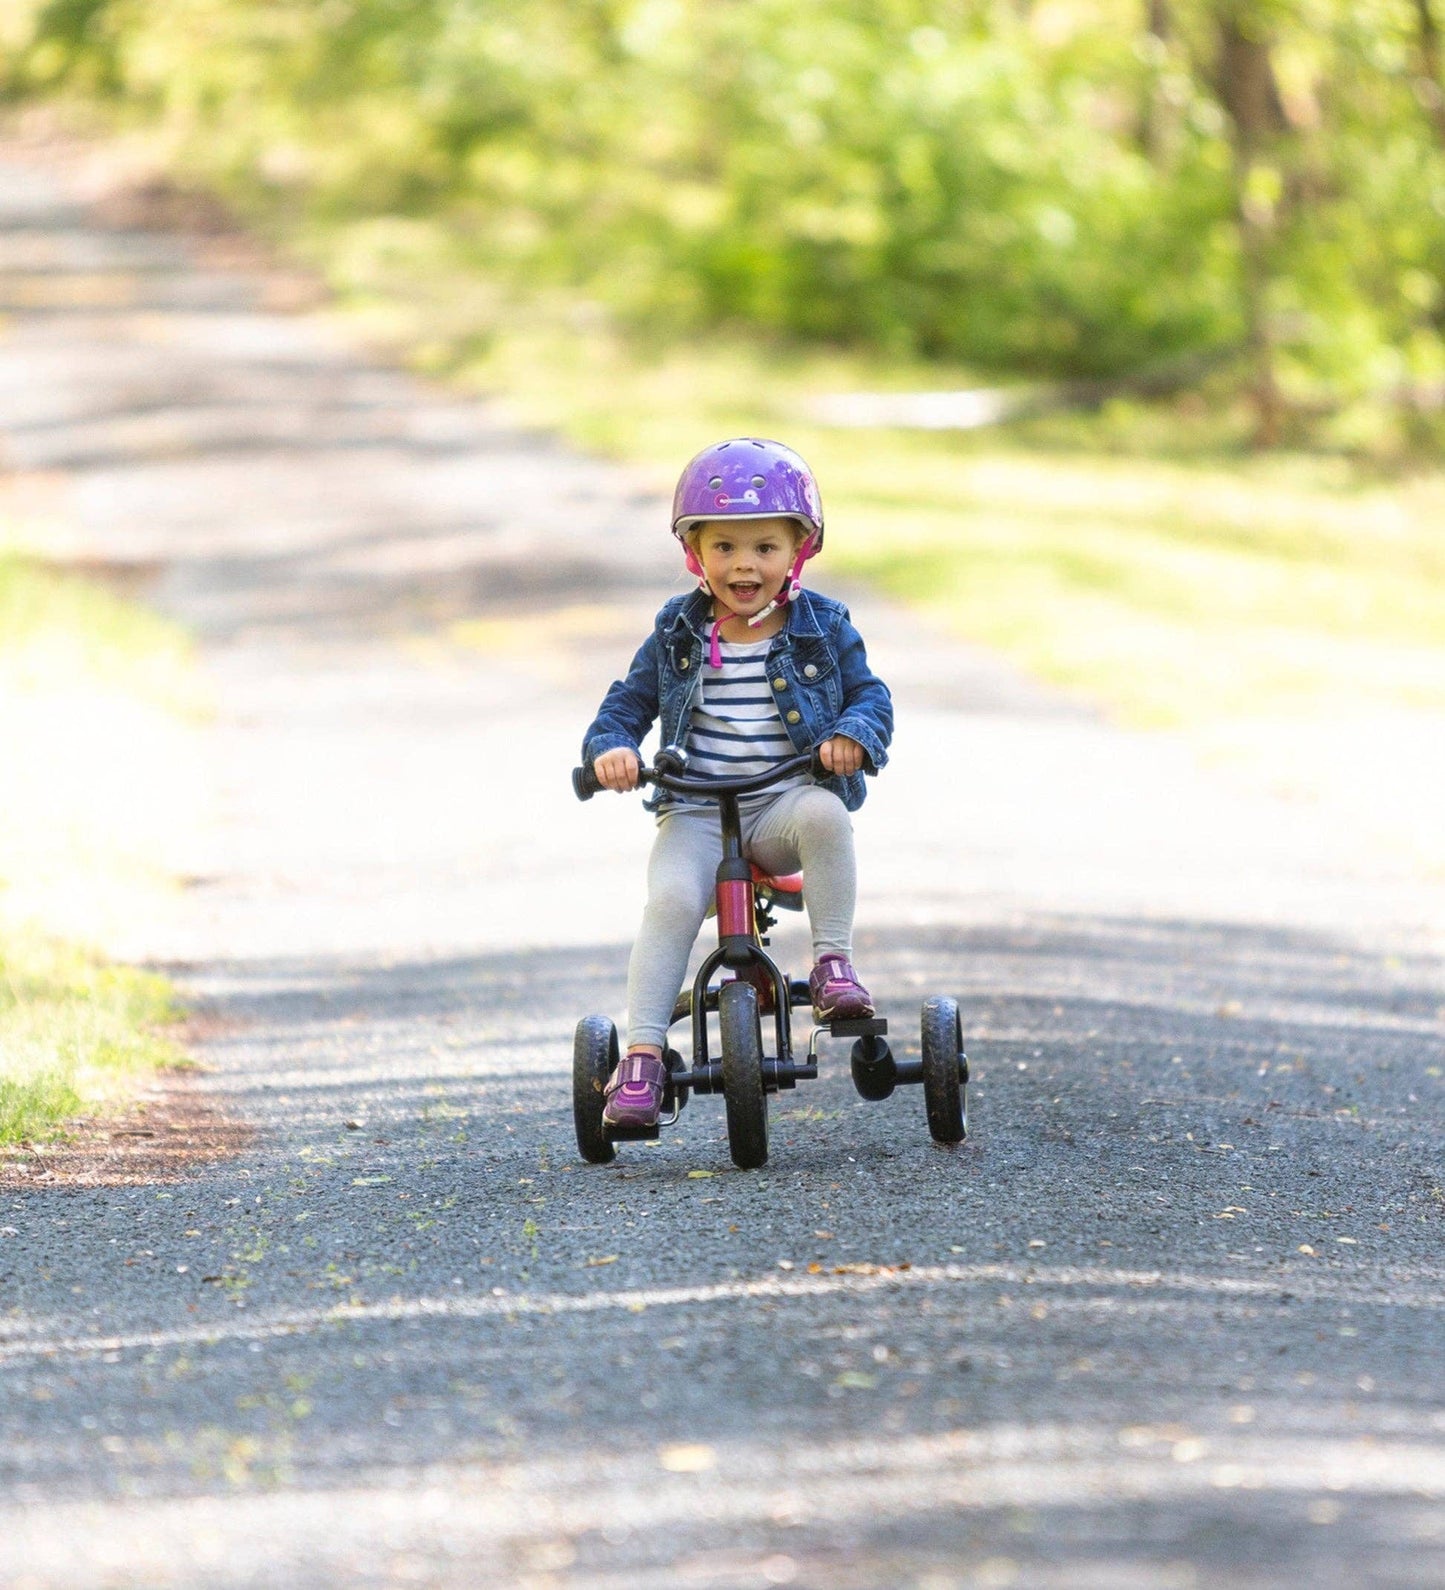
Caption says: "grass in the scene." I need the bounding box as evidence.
[0,932,183,1144]
[45,127,1445,731]
[0,539,196,1145]
[270,205,1444,725]
[316,255,1445,876]
[0,550,192,703]
[408,312,1445,731]
[17,126,1445,876]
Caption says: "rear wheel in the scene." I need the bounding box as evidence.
[719,980,768,1170]
[921,996,967,1145]
[573,1015,618,1164]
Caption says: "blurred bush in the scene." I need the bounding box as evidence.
[6,1,1445,427]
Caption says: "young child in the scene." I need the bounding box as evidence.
[582,437,893,1129]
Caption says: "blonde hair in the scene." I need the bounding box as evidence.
[684,517,808,553]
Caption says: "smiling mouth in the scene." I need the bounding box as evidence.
[729,582,762,600]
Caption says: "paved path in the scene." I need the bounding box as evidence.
[1,140,1443,1589]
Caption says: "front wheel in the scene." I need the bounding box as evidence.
[573,1015,618,1164]
[920,996,967,1145]
[719,980,768,1170]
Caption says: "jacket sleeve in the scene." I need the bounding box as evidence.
[830,609,893,772]
[582,631,661,764]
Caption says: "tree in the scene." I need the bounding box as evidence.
[1212,3,1292,444]
[1414,0,1445,146]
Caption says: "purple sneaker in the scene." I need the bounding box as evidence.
[809,954,875,1022]
[602,1050,669,1129]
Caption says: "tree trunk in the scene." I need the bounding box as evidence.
[1238,211,1282,447]
[1413,0,1445,146]
[1139,0,1177,165]
[1214,6,1288,447]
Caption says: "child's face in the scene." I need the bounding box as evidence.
[693,517,803,619]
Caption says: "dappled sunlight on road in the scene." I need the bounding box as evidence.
[2,138,1444,1588]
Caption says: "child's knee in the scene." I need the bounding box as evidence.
[794,786,853,845]
[642,878,712,935]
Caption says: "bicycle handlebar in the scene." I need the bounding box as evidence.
[572,750,825,802]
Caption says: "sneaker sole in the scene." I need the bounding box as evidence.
[813,1003,875,1023]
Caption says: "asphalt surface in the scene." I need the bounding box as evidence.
[1,138,1443,1590]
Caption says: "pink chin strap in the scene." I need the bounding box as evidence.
[686,536,815,668]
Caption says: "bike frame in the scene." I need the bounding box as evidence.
[685,782,799,1075]
[640,751,818,1092]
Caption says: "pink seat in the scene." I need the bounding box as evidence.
[751,865,804,895]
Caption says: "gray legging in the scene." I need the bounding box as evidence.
[626,783,856,1051]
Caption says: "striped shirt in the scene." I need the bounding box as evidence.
[678,637,805,804]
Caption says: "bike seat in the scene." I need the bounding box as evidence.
[751,866,803,895]
[707,865,805,920]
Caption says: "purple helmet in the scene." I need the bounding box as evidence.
[671,437,824,551]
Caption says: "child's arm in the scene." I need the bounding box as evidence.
[581,631,661,791]
[828,609,893,775]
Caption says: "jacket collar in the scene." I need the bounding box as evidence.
[669,585,825,642]
[786,586,827,639]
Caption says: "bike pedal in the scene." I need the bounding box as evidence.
[828,1017,888,1038]
[605,1123,662,1142]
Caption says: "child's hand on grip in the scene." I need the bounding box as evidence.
[818,734,864,777]
[595,747,642,792]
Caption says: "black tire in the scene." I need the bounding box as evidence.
[573,1015,618,1164]
[719,979,769,1170]
[921,996,967,1145]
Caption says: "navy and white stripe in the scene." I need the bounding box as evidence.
[681,637,805,800]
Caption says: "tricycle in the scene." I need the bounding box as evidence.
[570,748,968,1169]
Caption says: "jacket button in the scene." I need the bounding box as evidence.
[679,657,689,669]
[772,678,787,691]
[803,663,818,678]
[786,709,801,724]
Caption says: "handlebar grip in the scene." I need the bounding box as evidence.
[572,764,603,801]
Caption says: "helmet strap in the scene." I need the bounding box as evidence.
[707,613,729,669]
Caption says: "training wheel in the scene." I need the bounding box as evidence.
[920,996,967,1145]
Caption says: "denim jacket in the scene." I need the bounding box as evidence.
[582,587,893,812]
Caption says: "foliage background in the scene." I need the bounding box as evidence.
[1,0,1442,887]
[6,0,1445,443]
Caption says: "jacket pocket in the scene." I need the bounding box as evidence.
[797,658,842,717]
